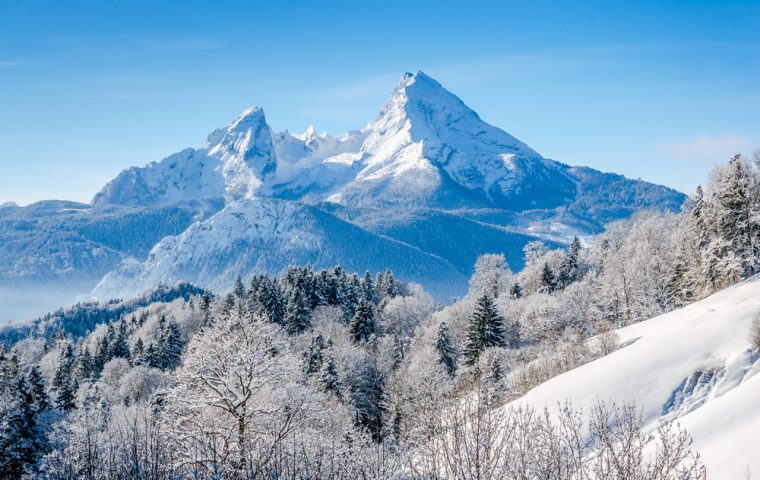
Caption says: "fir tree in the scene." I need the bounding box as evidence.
[539,262,556,294]
[233,274,246,300]
[303,334,325,375]
[434,321,457,376]
[0,372,49,477]
[557,236,582,289]
[284,289,311,334]
[382,269,400,298]
[361,271,378,303]
[75,346,93,382]
[464,294,506,365]
[160,319,184,370]
[110,321,131,359]
[200,292,213,327]
[509,282,523,299]
[131,338,145,366]
[52,344,76,411]
[320,353,342,399]
[349,298,376,343]
[260,278,285,325]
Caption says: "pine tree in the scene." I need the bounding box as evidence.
[557,236,581,289]
[509,282,523,299]
[382,269,400,298]
[261,278,285,325]
[52,344,76,411]
[464,294,506,365]
[349,298,376,343]
[160,319,184,370]
[233,274,246,300]
[0,371,48,477]
[434,321,457,376]
[131,338,145,366]
[284,289,311,334]
[75,346,93,381]
[320,353,342,399]
[350,361,385,442]
[110,321,131,360]
[539,262,556,294]
[303,335,325,375]
[362,271,378,303]
[200,292,213,327]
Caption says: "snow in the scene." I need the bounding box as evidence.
[92,197,468,302]
[507,278,760,478]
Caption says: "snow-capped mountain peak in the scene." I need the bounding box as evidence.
[337,71,568,208]
[206,106,276,201]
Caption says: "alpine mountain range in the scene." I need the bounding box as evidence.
[0,71,685,302]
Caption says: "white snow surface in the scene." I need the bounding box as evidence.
[508,279,760,478]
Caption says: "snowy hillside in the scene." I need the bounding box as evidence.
[93,197,468,302]
[508,279,760,478]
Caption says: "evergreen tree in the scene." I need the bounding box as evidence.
[284,289,311,334]
[131,338,145,366]
[320,353,342,400]
[558,236,582,289]
[0,371,48,477]
[110,321,131,360]
[93,334,109,377]
[260,278,285,325]
[349,298,376,343]
[51,344,76,411]
[361,271,378,303]
[464,294,506,365]
[75,346,93,381]
[382,269,400,298]
[233,274,246,300]
[303,334,325,375]
[434,321,457,376]
[539,262,556,294]
[350,361,385,442]
[200,292,213,327]
[509,282,523,299]
[160,319,184,370]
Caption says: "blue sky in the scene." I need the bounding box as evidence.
[1,0,758,204]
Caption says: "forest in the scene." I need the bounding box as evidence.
[2,153,760,479]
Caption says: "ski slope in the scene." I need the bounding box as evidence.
[509,279,760,478]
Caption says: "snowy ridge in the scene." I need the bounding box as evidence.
[507,279,760,477]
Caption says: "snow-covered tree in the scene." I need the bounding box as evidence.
[433,321,457,376]
[349,298,376,343]
[464,294,506,365]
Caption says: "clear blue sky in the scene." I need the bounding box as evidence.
[1,0,758,205]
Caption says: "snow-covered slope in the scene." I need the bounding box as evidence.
[508,279,760,478]
[93,197,468,302]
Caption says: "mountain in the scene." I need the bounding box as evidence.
[507,278,760,477]
[0,71,685,313]
[92,197,467,301]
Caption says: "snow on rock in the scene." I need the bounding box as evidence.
[507,279,760,477]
